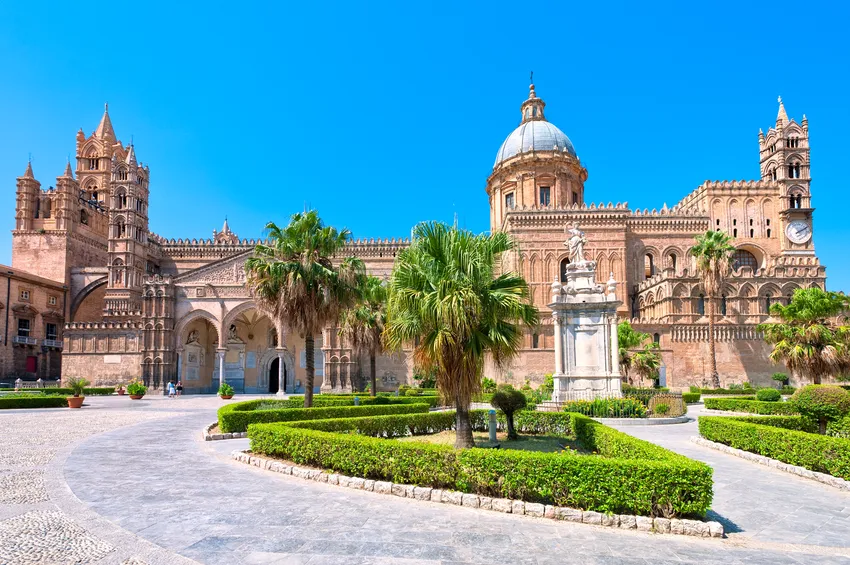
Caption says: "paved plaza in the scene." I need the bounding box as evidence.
[1,396,849,565]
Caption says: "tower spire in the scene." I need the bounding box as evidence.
[23,159,34,178]
[125,143,137,166]
[95,102,116,140]
[776,96,788,125]
[63,158,73,178]
[520,75,546,124]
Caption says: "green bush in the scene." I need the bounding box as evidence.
[218,400,430,433]
[248,411,713,517]
[699,416,850,480]
[701,388,760,395]
[218,382,234,396]
[756,388,781,402]
[791,385,850,434]
[689,385,700,393]
[126,379,146,396]
[0,395,69,409]
[66,376,90,396]
[481,377,497,394]
[654,403,670,415]
[827,415,850,439]
[1,387,116,396]
[490,384,527,440]
[703,397,798,415]
[781,385,797,395]
[404,388,421,397]
[562,397,648,418]
[682,392,701,404]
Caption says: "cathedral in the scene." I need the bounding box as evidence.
[9,84,825,392]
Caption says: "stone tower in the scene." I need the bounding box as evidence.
[758,97,815,256]
[486,81,588,232]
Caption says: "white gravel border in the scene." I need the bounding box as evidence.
[203,421,247,441]
[231,449,724,539]
[690,436,850,491]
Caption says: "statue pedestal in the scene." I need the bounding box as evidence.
[549,261,622,402]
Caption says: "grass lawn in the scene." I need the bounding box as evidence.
[396,430,586,453]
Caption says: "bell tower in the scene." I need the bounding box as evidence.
[758,97,814,256]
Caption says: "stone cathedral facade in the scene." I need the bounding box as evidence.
[10,86,824,392]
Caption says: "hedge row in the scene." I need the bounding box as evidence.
[288,395,442,408]
[0,396,70,409]
[218,401,430,433]
[0,387,116,396]
[248,410,713,517]
[682,393,701,404]
[699,416,850,480]
[703,397,798,415]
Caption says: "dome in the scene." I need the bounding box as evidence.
[494,120,576,168]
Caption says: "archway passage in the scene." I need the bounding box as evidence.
[269,358,279,393]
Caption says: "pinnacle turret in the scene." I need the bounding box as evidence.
[94,103,116,140]
[776,96,788,125]
[63,159,73,178]
[125,144,137,166]
[23,160,34,179]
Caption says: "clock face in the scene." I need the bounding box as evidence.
[785,220,812,244]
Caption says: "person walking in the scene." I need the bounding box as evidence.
[167,381,176,399]
[176,380,183,397]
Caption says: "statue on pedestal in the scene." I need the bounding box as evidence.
[565,223,587,264]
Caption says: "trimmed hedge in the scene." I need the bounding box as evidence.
[703,397,797,415]
[0,395,70,409]
[699,416,850,480]
[218,401,430,433]
[248,410,713,517]
[682,393,701,404]
[0,387,115,396]
[700,388,760,395]
[288,395,442,408]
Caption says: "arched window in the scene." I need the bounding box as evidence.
[80,209,88,225]
[764,293,772,314]
[505,192,515,210]
[721,295,728,316]
[668,254,678,273]
[732,250,758,271]
[644,254,655,279]
[653,333,660,344]
[532,333,539,349]
[559,258,571,283]
[697,294,705,316]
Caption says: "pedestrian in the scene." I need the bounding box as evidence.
[176,380,183,397]
[167,381,176,399]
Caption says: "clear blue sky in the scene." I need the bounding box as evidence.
[1,1,848,289]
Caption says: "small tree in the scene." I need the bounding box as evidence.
[618,321,651,385]
[490,384,527,440]
[771,372,789,387]
[759,288,850,385]
[631,342,662,388]
[339,275,387,396]
[791,385,850,434]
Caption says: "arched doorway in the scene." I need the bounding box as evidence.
[269,358,280,393]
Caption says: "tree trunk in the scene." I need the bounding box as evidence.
[506,412,517,441]
[818,417,827,435]
[304,333,315,408]
[708,292,720,389]
[454,402,474,449]
[369,351,377,397]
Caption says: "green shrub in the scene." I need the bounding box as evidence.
[772,372,788,384]
[654,403,670,415]
[562,397,648,418]
[398,385,412,396]
[0,395,69,409]
[404,388,421,397]
[218,401,430,433]
[249,411,713,517]
[218,382,234,396]
[682,392,701,404]
[490,384,527,440]
[827,415,850,439]
[66,377,90,397]
[781,385,797,395]
[791,385,850,434]
[126,379,147,396]
[689,386,700,393]
[703,397,798,415]
[756,388,782,402]
[701,388,760,395]
[481,377,497,394]
[699,416,850,480]
[0,387,116,396]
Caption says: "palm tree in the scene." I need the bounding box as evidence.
[617,321,651,385]
[689,230,736,388]
[759,287,850,385]
[384,222,539,448]
[631,342,662,388]
[339,275,387,396]
[245,211,363,407]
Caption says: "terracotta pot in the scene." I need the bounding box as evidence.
[220,394,234,400]
[129,394,145,400]
[116,389,126,395]
[67,396,84,409]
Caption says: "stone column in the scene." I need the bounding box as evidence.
[176,348,183,382]
[216,349,226,388]
[276,348,286,397]
[553,312,563,375]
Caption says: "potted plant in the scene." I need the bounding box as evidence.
[218,382,234,400]
[116,384,126,395]
[67,376,89,409]
[127,378,147,400]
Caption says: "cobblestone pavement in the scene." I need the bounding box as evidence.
[46,397,850,564]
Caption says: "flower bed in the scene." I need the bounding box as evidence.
[0,395,70,409]
[249,410,713,518]
[218,400,431,433]
[699,415,850,480]
[703,397,798,415]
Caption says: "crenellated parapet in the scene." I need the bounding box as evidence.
[64,320,144,330]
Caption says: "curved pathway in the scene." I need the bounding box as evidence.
[51,398,849,564]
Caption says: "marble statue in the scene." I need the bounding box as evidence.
[565,223,587,263]
[186,330,199,344]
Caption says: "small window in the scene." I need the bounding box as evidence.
[721,295,728,316]
[732,250,758,271]
[532,333,540,349]
[48,295,57,306]
[669,254,678,272]
[765,293,772,313]
[767,228,772,238]
[539,186,551,207]
[733,219,737,226]
[88,158,98,170]
[653,333,660,344]
[716,219,720,227]
[46,323,57,340]
[750,229,754,238]
[17,318,30,337]
[20,290,30,301]
[572,191,579,205]
[559,258,571,283]
[733,228,738,237]
[505,192,515,210]
[697,294,706,316]
[532,106,537,117]
[645,254,655,279]
[80,209,88,225]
